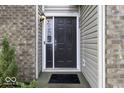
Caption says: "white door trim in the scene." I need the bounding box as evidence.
[42,17,46,71]
[98,5,105,88]
[53,16,55,69]
[44,12,79,17]
[36,5,38,79]
[42,13,80,72]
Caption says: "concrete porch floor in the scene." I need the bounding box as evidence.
[38,72,91,88]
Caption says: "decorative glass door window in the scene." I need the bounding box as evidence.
[45,17,53,43]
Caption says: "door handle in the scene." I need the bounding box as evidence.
[54,40,57,46]
[55,40,57,43]
[55,43,57,46]
[44,41,46,44]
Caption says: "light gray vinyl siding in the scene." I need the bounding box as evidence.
[80,5,98,88]
[38,5,43,75]
[44,5,79,13]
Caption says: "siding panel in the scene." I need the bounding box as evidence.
[81,43,97,50]
[80,5,98,88]
[44,5,79,13]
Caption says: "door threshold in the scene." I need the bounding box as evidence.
[42,68,80,72]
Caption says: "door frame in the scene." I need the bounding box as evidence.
[42,12,80,72]
[98,5,105,88]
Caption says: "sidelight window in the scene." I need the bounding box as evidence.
[45,17,53,43]
[45,17,53,68]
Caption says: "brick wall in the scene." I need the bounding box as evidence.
[0,6,36,82]
[106,6,124,87]
[38,5,42,75]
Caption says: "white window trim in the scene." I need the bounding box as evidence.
[42,12,80,72]
[98,5,105,88]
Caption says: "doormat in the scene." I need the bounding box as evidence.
[48,74,80,84]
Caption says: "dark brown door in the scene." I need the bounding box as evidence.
[54,17,76,68]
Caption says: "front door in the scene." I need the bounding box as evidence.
[54,17,76,68]
[46,17,76,68]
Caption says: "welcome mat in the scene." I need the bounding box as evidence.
[48,74,80,84]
